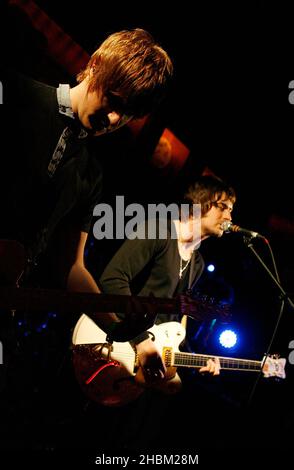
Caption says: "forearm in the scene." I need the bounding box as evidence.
[67,262,99,293]
[67,263,121,330]
[67,263,149,341]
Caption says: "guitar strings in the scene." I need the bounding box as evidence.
[86,349,263,369]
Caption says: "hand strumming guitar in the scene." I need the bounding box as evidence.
[135,336,221,383]
[135,337,167,384]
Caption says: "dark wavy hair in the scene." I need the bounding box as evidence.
[182,175,236,216]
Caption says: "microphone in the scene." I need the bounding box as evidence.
[222,221,265,239]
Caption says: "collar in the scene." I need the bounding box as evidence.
[57,84,88,139]
[57,84,74,119]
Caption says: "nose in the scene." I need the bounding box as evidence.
[107,111,122,126]
[225,210,232,221]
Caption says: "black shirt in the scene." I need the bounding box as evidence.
[100,221,205,340]
[0,71,102,276]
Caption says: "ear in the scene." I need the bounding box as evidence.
[89,58,98,76]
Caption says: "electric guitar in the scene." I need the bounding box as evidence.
[72,315,286,407]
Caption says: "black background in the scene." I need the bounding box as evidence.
[0,0,293,463]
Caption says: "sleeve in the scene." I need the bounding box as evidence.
[100,235,165,295]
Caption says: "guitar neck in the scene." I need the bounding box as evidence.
[0,286,177,315]
[173,352,262,372]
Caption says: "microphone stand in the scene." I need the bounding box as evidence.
[242,235,293,407]
[243,237,294,310]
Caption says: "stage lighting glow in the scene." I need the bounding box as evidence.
[219,329,237,348]
[207,264,215,272]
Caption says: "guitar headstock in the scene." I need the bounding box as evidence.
[178,293,232,323]
[262,355,286,379]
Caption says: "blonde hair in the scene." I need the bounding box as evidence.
[77,29,173,117]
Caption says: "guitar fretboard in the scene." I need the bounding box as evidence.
[173,352,261,371]
[0,287,175,315]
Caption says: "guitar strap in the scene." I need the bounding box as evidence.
[181,250,195,329]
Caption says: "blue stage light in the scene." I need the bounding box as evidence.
[207,264,215,272]
[219,329,237,348]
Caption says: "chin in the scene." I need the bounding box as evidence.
[215,229,223,238]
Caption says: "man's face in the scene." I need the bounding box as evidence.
[76,88,132,136]
[201,194,234,238]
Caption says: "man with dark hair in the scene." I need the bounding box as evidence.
[99,175,235,382]
[71,175,235,451]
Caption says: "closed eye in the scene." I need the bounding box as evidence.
[212,202,233,213]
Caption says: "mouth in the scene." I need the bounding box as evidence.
[88,113,110,132]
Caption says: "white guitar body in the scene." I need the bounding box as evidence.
[72,314,286,407]
[72,314,185,407]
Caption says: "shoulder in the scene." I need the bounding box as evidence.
[130,217,174,249]
[2,69,57,109]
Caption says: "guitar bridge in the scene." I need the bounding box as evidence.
[73,342,113,361]
[93,342,113,361]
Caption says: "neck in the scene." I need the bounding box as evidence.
[174,219,202,250]
[69,80,87,115]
